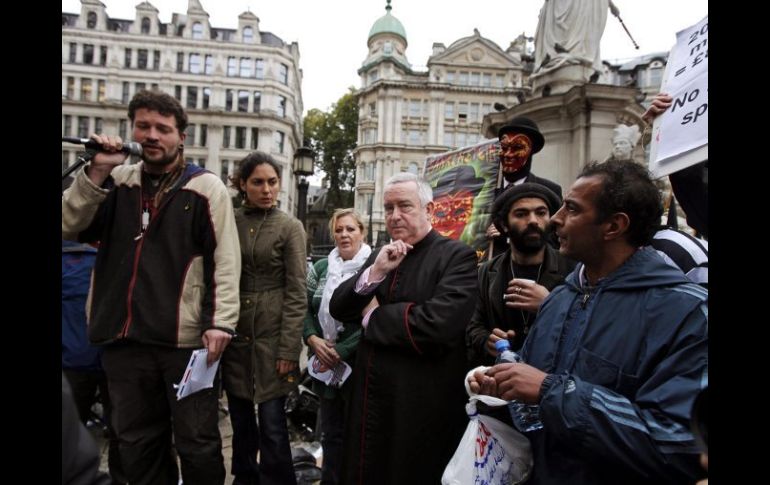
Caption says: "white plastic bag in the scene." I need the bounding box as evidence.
[442,394,533,484]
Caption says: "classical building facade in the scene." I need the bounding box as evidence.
[353,3,672,240]
[61,0,304,210]
[353,2,532,241]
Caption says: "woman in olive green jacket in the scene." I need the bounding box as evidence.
[221,152,306,485]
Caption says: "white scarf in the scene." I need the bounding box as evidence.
[319,243,372,342]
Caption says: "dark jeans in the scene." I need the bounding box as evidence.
[63,369,126,484]
[258,396,297,485]
[320,395,345,485]
[102,343,225,485]
[226,392,260,484]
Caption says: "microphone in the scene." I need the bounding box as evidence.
[62,136,143,157]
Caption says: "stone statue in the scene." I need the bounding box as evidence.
[608,124,641,161]
[534,0,619,76]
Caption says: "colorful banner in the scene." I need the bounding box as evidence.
[423,139,500,259]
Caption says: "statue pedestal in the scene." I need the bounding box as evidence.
[482,84,647,190]
[530,64,596,97]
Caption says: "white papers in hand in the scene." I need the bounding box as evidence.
[175,349,220,400]
[307,354,352,388]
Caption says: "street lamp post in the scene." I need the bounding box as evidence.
[292,146,315,229]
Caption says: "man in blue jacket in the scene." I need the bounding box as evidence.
[470,160,708,484]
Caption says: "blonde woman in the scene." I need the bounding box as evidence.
[303,209,371,484]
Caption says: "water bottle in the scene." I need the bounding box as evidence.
[494,339,543,432]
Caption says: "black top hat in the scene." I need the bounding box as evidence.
[497,116,545,154]
[491,182,561,233]
[432,165,485,199]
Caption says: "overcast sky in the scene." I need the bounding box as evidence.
[62,0,708,115]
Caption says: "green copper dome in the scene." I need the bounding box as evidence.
[368,1,407,45]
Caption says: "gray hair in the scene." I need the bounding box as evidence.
[384,172,433,206]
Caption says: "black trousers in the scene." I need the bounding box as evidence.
[226,393,297,485]
[320,394,345,485]
[102,343,225,485]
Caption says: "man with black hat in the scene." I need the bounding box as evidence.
[467,182,575,367]
[486,117,563,256]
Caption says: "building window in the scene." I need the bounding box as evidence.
[67,77,75,99]
[63,115,72,137]
[185,124,196,146]
[153,50,160,70]
[124,48,132,68]
[277,96,286,117]
[135,82,146,93]
[408,130,421,145]
[274,131,285,153]
[81,78,92,101]
[204,55,213,74]
[226,90,234,112]
[457,132,467,147]
[255,59,264,79]
[220,160,230,184]
[369,70,379,84]
[235,127,246,149]
[174,85,182,101]
[407,162,419,175]
[253,91,261,112]
[459,72,469,85]
[251,128,259,149]
[223,126,231,148]
[186,86,198,109]
[197,158,206,168]
[97,80,106,102]
[469,103,479,123]
[192,22,203,39]
[119,120,128,140]
[77,116,89,138]
[369,102,376,117]
[83,44,94,64]
[443,131,453,147]
[87,11,97,29]
[177,52,184,72]
[202,87,211,109]
[95,117,103,134]
[237,90,249,112]
[122,82,130,103]
[100,46,108,66]
[458,102,468,121]
[409,100,421,118]
[140,16,150,34]
[63,151,70,171]
[279,64,288,84]
[200,124,207,147]
[69,43,77,63]
[444,102,454,119]
[482,73,492,87]
[243,26,253,43]
[138,49,148,69]
[227,57,237,77]
[239,58,251,77]
[495,74,505,87]
[446,71,455,84]
[151,83,158,90]
[383,40,393,54]
[189,53,201,74]
[470,72,480,86]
